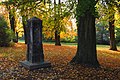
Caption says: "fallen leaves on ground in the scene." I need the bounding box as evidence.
[0,43,120,80]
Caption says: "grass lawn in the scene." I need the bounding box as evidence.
[19,40,77,46]
[0,43,120,80]
[19,39,118,47]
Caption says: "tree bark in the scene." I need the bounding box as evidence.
[54,0,61,46]
[109,21,117,51]
[70,11,100,67]
[55,30,61,46]
[22,16,27,44]
[101,26,104,42]
[9,11,16,42]
[15,32,18,43]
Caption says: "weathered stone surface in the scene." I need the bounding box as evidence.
[20,17,51,70]
[20,61,51,70]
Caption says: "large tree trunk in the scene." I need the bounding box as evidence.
[70,11,99,67]
[22,16,27,44]
[55,30,61,46]
[109,21,117,51]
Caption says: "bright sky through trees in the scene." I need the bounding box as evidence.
[52,0,66,3]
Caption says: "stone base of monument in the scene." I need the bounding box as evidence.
[20,61,51,70]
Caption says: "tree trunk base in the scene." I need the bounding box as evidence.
[109,48,117,51]
[70,54,100,68]
[55,30,61,46]
[55,43,61,46]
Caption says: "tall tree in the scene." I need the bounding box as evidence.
[70,0,100,67]
[109,20,117,50]
[107,1,117,51]
[98,0,119,50]
[53,0,76,46]
[54,0,61,46]
[22,15,28,44]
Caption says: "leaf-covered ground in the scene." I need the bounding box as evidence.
[0,43,120,80]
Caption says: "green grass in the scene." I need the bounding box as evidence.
[97,45,109,47]
[18,40,120,49]
[18,39,25,43]
[18,40,77,46]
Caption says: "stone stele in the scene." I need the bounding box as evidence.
[20,17,51,70]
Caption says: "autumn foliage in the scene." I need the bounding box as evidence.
[0,43,120,79]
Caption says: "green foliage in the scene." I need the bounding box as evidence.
[42,0,76,39]
[0,15,14,47]
[97,0,120,22]
[97,0,120,47]
[0,17,7,27]
[115,27,120,44]
[61,36,77,43]
[76,0,97,21]
[51,0,76,32]
[1,0,76,41]
[96,21,109,44]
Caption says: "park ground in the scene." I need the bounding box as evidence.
[0,43,120,80]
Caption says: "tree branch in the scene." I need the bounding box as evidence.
[95,0,99,4]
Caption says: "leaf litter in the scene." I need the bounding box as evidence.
[0,43,120,80]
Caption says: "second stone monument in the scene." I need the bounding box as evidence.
[20,17,51,70]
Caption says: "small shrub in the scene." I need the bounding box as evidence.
[0,15,14,47]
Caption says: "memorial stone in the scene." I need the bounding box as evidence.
[20,17,51,70]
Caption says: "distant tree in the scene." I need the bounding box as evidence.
[70,0,100,67]
[53,0,76,46]
[106,0,118,51]
[54,0,61,46]
[97,0,120,50]
[109,20,117,50]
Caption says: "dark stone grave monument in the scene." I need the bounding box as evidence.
[20,17,51,70]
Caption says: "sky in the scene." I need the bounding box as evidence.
[52,0,67,3]
[0,0,3,1]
